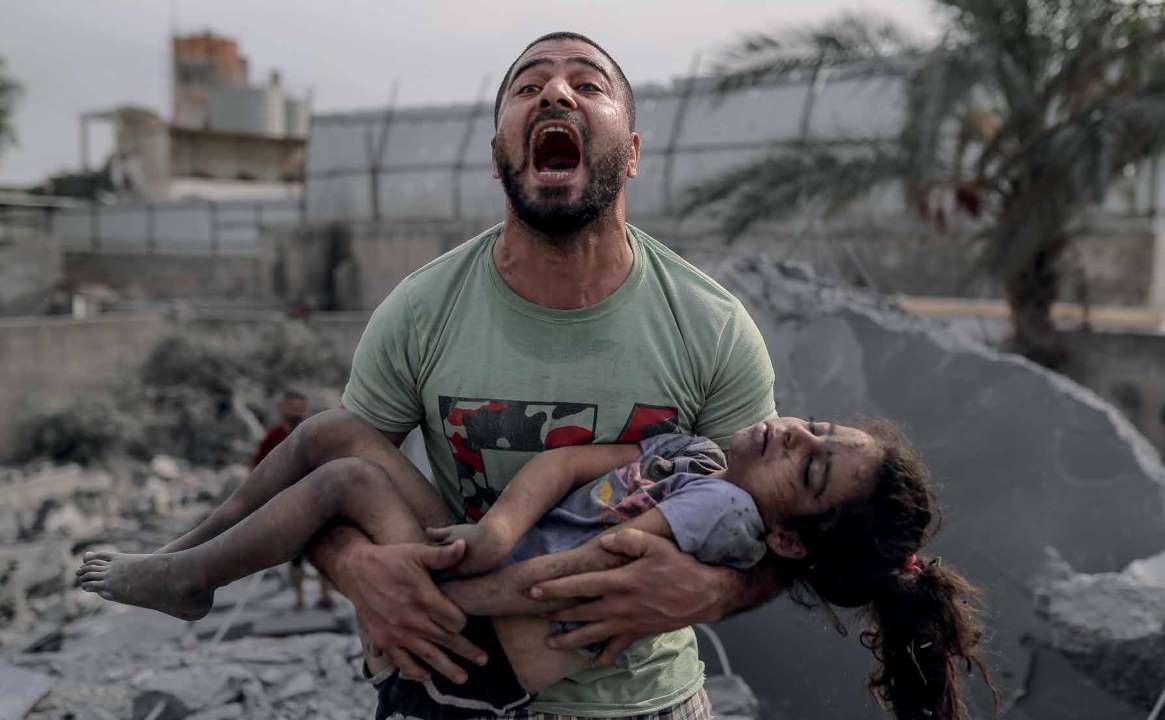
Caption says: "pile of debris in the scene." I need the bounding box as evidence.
[1035,547,1165,710]
[0,451,375,719]
[0,455,248,645]
[4,585,373,720]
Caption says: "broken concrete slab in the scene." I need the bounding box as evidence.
[711,258,1165,719]
[1035,548,1165,709]
[0,661,53,720]
[276,670,316,701]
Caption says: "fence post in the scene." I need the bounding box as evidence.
[662,54,701,216]
[89,200,100,252]
[209,201,219,256]
[146,203,156,254]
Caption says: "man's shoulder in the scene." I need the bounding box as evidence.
[629,224,745,318]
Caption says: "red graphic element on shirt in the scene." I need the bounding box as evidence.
[546,425,594,448]
[440,397,597,521]
[615,404,680,443]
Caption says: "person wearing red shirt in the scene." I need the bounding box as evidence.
[253,391,335,610]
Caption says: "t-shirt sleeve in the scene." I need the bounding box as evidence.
[637,433,727,478]
[693,299,777,447]
[656,478,767,569]
[340,281,424,433]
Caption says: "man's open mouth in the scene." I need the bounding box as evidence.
[531,123,582,177]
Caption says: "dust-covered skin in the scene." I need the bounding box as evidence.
[77,550,214,621]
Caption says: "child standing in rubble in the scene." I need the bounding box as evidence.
[78,416,998,720]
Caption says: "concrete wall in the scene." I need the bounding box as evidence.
[0,311,367,462]
[259,215,1160,312]
[258,220,470,311]
[638,216,1160,308]
[0,222,62,316]
[64,252,266,303]
[0,313,169,458]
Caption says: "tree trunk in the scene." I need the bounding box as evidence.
[1003,233,1071,369]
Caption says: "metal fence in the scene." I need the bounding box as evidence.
[50,198,303,257]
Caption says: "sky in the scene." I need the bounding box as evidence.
[0,0,938,185]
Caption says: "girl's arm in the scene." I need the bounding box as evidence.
[440,507,673,616]
[428,443,641,574]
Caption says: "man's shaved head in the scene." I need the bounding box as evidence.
[494,31,636,129]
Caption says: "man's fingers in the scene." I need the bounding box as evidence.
[388,648,429,682]
[436,631,489,666]
[406,638,468,685]
[547,620,619,651]
[419,586,469,635]
[598,528,666,559]
[593,635,635,668]
[425,526,451,542]
[531,567,626,600]
[418,539,466,570]
[542,598,610,625]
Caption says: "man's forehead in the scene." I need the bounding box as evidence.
[514,39,612,73]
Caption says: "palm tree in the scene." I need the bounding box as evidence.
[0,56,21,163]
[684,1,1165,368]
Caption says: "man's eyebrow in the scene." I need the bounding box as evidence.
[508,56,612,89]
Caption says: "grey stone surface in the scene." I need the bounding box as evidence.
[1035,548,1165,709]
[0,661,53,720]
[710,258,1165,719]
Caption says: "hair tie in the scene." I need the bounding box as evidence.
[902,553,922,574]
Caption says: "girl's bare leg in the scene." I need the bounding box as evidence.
[78,456,446,620]
[158,409,431,553]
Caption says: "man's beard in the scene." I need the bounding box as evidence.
[494,116,630,239]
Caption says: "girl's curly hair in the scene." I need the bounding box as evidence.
[776,419,999,720]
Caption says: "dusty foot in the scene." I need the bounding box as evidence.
[76,551,214,621]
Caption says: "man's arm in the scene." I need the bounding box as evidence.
[530,528,784,666]
[308,427,486,684]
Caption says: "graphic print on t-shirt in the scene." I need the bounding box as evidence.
[439,397,678,521]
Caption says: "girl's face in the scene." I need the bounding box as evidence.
[728,418,882,552]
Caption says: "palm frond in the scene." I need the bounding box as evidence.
[708,12,923,97]
[679,144,906,241]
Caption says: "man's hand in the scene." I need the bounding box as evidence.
[530,528,735,667]
[342,538,488,683]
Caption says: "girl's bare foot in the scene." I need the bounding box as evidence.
[76,551,214,621]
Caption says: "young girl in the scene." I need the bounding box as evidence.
[77,415,997,720]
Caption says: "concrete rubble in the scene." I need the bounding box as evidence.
[1034,547,1165,710]
[712,257,1165,719]
[0,452,374,719]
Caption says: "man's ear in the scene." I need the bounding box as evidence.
[490,137,500,179]
[766,527,806,560]
[626,132,641,178]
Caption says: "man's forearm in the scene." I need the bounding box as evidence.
[715,555,784,619]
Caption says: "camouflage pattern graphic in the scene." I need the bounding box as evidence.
[438,397,680,521]
[439,396,597,520]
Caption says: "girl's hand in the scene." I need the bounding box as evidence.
[426,522,516,576]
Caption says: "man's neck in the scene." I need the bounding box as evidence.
[494,204,634,310]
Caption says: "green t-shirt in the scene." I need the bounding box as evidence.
[341,223,776,717]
